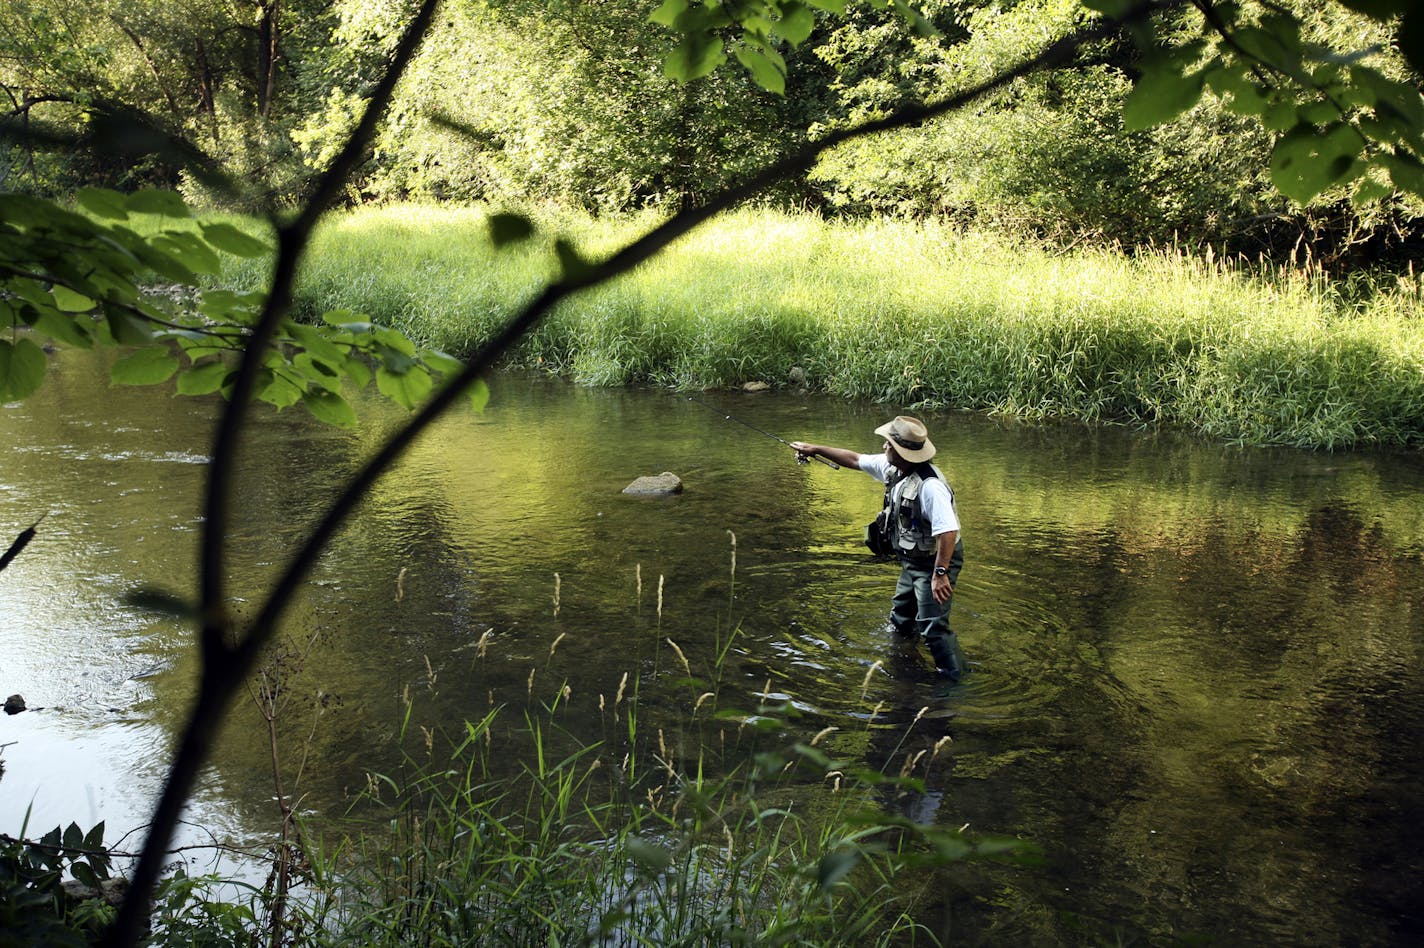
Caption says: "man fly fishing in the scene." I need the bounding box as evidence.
[791,416,968,680]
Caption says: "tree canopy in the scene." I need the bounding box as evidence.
[4,1,1422,251]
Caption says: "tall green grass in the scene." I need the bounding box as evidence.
[231,204,1424,450]
[310,687,967,947]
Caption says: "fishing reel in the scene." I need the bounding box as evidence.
[794,452,810,465]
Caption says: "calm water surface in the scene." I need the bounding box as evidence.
[2,349,1422,944]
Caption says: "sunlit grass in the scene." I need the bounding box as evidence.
[231,203,1424,449]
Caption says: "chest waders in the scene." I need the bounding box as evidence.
[883,463,968,679]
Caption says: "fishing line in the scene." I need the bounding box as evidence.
[685,394,840,469]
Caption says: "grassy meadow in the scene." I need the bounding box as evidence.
[223,204,1424,450]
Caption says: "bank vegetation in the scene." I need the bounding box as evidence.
[221,204,1424,451]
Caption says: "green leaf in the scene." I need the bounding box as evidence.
[421,349,465,378]
[33,309,95,348]
[126,189,191,218]
[111,346,180,385]
[1270,123,1365,204]
[288,321,349,367]
[342,357,372,389]
[649,0,688,28]
[76,188,129,220]
[1354,66,1424,132]
[735,44,786,95]
[469,378,490,414]
[1298,100,1344,125]
[777,2,815,47]
[890,0,936,38]
[377,365,434,410]
[153,232,222,275]
[177,360,231,396]
[294,353,343,393]
[1351,175,1393,205]
[321,309,373,334]
[82,821,106,852]
[1382,152,1424,198]
[302,388,357,428]
[1124,58,1205,130]
[259,370,306,409]
[626,836,672,872]
[817,849,860,891]
[51,285,96,313]
[106,311,154,346]
[664,33,726,82]
[200,222,269,258]
[487,212,536,248]
[0,338,48,401]
[373,327,417,357]
[807,0,847,13]
[10,277,54,310]
[71,861,99,890]
[125,237,198,284]
[1263,99,1298,132]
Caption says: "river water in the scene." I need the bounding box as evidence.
[2,348,1422,944]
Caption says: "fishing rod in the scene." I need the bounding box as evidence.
[685,394,840,469]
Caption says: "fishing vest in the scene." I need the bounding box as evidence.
[881,463,962,565]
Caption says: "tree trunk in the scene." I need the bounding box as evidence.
[256,0,280,119]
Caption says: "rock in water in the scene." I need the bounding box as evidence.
[623,472,684,495]
[4,694,26,715]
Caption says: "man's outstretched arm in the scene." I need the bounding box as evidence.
[790,441,861,469]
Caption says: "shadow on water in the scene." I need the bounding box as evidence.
[3,351,1423,944]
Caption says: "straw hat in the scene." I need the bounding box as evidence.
[874,415,935,463]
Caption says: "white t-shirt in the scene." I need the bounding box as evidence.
[858,453,961,536]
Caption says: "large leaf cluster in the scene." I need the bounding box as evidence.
[1103,0,1424,206]
[0,822,112,947]
[0,190,476,421]
[654,0,1424,239]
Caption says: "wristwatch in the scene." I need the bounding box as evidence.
[933,565,949,577]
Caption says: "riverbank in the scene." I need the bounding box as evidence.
[228,204,1424,450]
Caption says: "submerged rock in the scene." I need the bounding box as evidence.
[62,876,129,907]
[623,472,683,495]
[3,694,24,715]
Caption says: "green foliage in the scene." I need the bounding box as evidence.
[0,190,481,421]
[294,0,808,211]
[653,0,932,89]
[0,0,341,203]
[804,0,1424,244]
[145,870,262,948]
[0,821,112,947]
[1108,0,1424,207]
